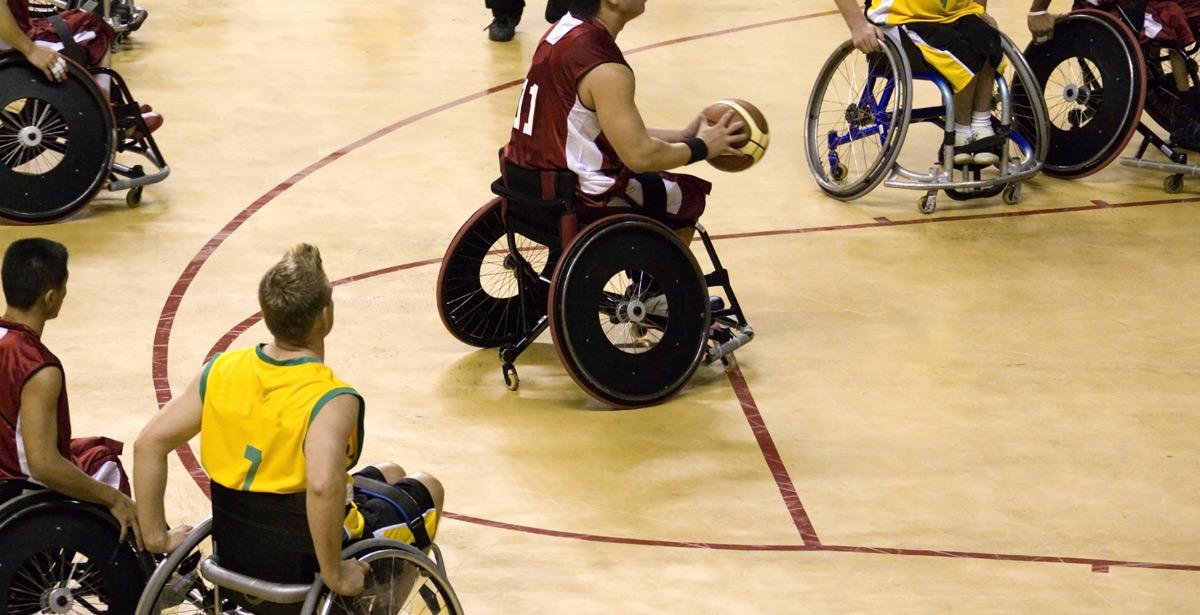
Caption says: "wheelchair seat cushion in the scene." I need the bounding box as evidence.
[897,14,1004,92]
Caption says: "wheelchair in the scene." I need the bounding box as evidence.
[135,516,462,614]
[30,0,149,52]
[436,162,755,408]
[805,27,1050,213]
[0,481,153,614]
[0,50,168,223]
[1024,6,1200,193]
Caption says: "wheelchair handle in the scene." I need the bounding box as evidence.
[199,556,319,605]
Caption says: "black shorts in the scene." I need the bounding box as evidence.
[899,14,1003,92]
[351,466,438,549]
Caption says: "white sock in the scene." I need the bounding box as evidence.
[971,111,992,130]
[955,123,972,137]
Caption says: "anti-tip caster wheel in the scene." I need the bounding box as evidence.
[918,193,937,214]
[1002,183,1021,205]
[502,364,519,391]
[1164,174,1184,194]
[126,186,143,208]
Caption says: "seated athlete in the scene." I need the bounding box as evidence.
[134,244,443,610]
[0,0,162,132]
[835,0,1003,166]
[0,238,140,545]
[502,0,746,238]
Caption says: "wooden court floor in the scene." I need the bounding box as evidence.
[2,0,1197,612]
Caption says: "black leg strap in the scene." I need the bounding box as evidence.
[632,172,668,220]
[48,15,88,65]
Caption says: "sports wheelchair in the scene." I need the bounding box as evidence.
[0,481,153,614]
[0,51,168,223]
[805,28,1050,213]
[135,488,462,614]
[1024,6,1200,192]
[436,162,754,407]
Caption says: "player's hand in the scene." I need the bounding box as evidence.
[1028,12,1060,44]
[25,46,67,82]
[324,559,370,596]
[695,110,747,159]
[851,21,884,53]
[143,524,193,554]
[106,492,144,551]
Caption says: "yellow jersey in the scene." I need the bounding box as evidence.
[866,0,984,26]
[199,345,364,494]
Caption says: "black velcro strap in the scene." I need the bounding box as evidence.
[353,476,432,549]
[632,172,668,219]
[48,15,87,65]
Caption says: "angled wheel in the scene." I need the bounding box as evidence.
[805,35,912,200]
[135,518,219,614]
[0,493,151,614]
[437,198,559,348]
[0,54,115,222]
[1002,32,1051,166]
[1023,10,1145,178]
[314,540,463,614]
[549,216,710,407]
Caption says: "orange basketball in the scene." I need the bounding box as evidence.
[702,99,770,172]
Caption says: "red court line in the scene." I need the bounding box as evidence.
[726,361,821,546]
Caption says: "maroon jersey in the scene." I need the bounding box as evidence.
[0,319,71,482]
[503,13,633,207]
[6,0,30,32]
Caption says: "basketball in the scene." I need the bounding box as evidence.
[702,98,770,172]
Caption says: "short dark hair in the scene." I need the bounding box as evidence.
[2,238,69,310]
[570,0,601,17]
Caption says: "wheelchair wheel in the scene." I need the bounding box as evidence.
[1002,32,1051,165]
[549,216,710,407]
[314,541,463,615]
[437,198,558,348]
[0,54,115,223]
[135,517,218,614]
[0,497,149,614]
[1023,10,1145,178]
[805,36,912,200]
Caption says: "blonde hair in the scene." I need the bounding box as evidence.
[258,244,332,345]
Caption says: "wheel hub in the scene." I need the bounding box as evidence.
[1062,84,1090,104]
[42,586,75,614]
[17,125,43,148]
[844,104,874,125]
[616,299,647,324]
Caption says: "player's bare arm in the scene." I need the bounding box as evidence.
[133,368,204,553]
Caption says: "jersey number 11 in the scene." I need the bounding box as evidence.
[513,80,539,136]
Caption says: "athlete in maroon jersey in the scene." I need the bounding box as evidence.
[502,0,745,231]
[0,238,141,546]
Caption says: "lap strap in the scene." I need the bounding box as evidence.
[48,14,87,65]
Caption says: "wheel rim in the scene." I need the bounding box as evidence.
[805,39,910,199]
[0,58,114,222]
[552,219,709,406]
[317,550,461,614]
[437,200,557,347]
[1024,14,1144,177]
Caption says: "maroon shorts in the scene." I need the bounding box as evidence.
[580,172,711,230]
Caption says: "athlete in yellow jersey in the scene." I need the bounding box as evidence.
[834,0,1005,166]
[133,244,444,610]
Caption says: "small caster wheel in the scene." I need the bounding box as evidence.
[502,364,519,391]
[918,194,937,214]
[126,186,143,208]
[830,162,848,182]
[1002,183,1021,205]
[1164,174,1184,194]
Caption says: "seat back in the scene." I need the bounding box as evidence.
[494,155,580,247]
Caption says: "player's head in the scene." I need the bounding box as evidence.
[258,243,334,347]
[2,238,69,319]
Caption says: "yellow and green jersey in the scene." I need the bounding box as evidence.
[866,0,984,26]
[199,345,364,494]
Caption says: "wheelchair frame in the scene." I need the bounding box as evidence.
[437,175,754,408]
[135,517,463,615]
[806,28,1050,213]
